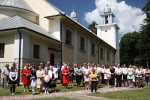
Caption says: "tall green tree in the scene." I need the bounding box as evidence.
[120,32,140,65]
[137,0,150,66]
[120,0,150,66]
[88,21,98,34]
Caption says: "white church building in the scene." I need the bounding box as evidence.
[0,0,119,71]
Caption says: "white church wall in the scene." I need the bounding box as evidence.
[73,28,78,63]
[25,0,60,33]
[29,33,61,64]
[99,44,105,65]
[0,32,15,63]
[97,25,116,49]
[77,31,88,65]
[21,31,30,59]
[30,36,50,62]
[89,37,98,63]
[62,25,74,63]
[63,44,74,64]
[52,17,61,40]
[13,31,23,60]
[49,20,54,34]
[115,29,120,64]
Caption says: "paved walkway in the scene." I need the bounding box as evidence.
[0,87,140,100]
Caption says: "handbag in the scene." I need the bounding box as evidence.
[106,74,111,78]
[49,80,56,86]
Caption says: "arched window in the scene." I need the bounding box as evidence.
[0,43,5,58]
[80,36,85,50]
[107,51,110,61]
[66,29,72,45]
[100,47,103,59]
[91,43,95,54]
[105,16,108,24]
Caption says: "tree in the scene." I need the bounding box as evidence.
[138,0,150,66]
[88,21,98,34]
[120,32,140,65]
[120,0,150,67]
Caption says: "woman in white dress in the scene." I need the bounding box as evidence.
[83,64,90,90]
[36,66,44,93]
[127,65,135,87]
[104,65,111,86]
[48,66,58,92]
[43,70,50,94]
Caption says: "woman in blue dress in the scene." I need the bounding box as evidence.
[127,65,135,87]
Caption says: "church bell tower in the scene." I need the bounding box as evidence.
[96,5,120,64]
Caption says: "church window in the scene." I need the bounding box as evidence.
[91,43,95,54]
[66,29,72,45]
[112,53,115,63]
[80,36,85,50]
[107,51,110,61]
[0,43,5,58]
[100,47,103,59]
[33,44,40,59]
[105,16,108,24]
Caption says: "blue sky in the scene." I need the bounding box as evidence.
[48,0,147,25]
[48,0,95,26]
[48,0,147,36]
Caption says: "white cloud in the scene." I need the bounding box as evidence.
[84,0,146,38]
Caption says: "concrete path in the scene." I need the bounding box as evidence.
[0,87,140,100]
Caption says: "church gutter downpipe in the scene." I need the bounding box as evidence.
[60,15,67,65]
[17,29,22,86]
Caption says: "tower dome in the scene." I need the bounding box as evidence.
[70,10,78,21]
[104,5,111,14]
[70,10,77,18]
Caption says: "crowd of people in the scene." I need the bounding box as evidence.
[0,62,150,95]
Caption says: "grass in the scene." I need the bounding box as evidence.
[89,85,150,100]
[0,80,105,96]
[36,97,78,100]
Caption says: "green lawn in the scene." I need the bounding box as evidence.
[36,97,78,100]
[90,85,150,100]
[0,80,105,96]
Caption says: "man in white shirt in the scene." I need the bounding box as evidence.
[1,64,10,88]
[115,64,123,87]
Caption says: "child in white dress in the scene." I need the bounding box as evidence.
[43,70,50,94]
[30,76,36,95]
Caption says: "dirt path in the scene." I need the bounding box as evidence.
[0,87,140,100]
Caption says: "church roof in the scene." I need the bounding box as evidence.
[0,15,61,42]
[0,0,34,12]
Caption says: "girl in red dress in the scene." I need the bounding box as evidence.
[23,63,31,92]
[62,64,70,89]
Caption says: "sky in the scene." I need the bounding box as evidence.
[48,0,148,37]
